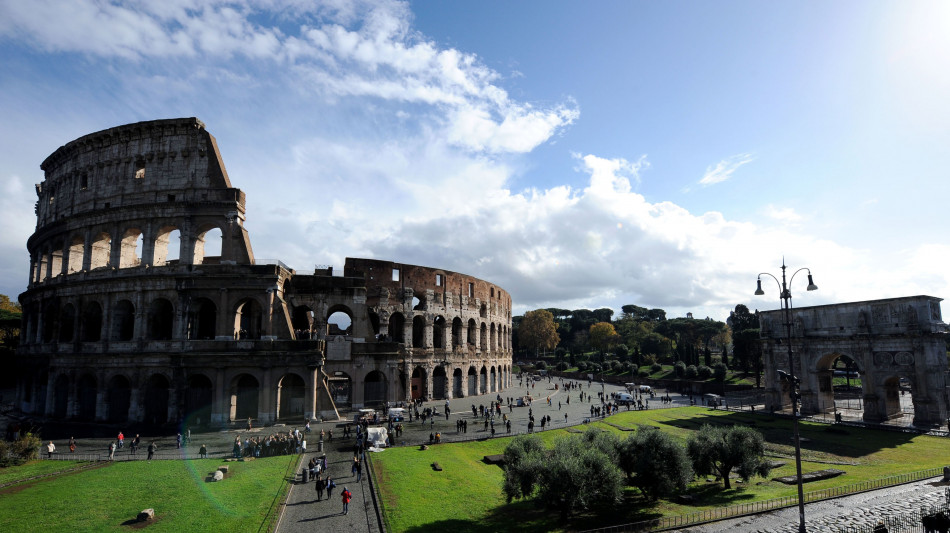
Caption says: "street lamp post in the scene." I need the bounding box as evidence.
[755,260,817,533]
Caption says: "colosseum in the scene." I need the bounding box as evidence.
[14,117,513,428]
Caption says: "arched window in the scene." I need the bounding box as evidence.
[148,298,175,340]
[111,299,135,341]
[89,231,111,270]
[118,228,143,268]
[67,235,84,273]
[389,312,405,343]
[188,298,217,340]
[234,299,262,339]
[193,225,223,265]
[154,226,181,266]
[80,301,103,342]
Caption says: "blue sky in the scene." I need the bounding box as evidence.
[1,0,949,321]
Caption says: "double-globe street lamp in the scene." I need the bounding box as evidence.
[755,261,818,533]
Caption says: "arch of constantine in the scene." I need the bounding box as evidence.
[15,118,513,427]
[759,296,950,427]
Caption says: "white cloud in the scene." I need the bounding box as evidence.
[699,152,754,186]
[764,204,803,224]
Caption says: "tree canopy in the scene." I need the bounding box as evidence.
[618,428,693,500]
[686,424,772,489]
[589,322,619,357]
[518,309,560,356]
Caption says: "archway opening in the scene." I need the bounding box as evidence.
[292,306,314,339]
[278,374,306,420]
[185,374,213,427]
[53,374,69,418]
[148,298,174,340]
[433,316,445,349]
[59,304,76,342]
[389,312,405,343]
[232,374,260,421]
[193,226,223,265]
[235,299,262,339]
[112,300,135,341]
[76,374,97,421]
[480,366,488,394]
[467,367,477,396]
[145,374,170,426]
[80,301,102,342]
[329,372,352,407]
[453,368,464,398]
[411,366,427,400]
[119,228,143,268]
[188,298,217,340]
[107,375,131,423]
[364,370,387,407]
[816,353,864,419]
[154,226,181,265]
[412,316,426,348]
[433,366,447,399]
[328,308,352,336]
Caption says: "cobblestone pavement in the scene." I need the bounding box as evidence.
[683,478,950,533]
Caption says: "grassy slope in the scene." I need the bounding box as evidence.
[0,456,297,532]
[372,407,949,532]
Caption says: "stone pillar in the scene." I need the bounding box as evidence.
[167,386,179,425]
[216,288,231,340]
[305,365,317,420]
[141,223,155,267]
[212,369,226,425]
[179,218,195,266]
[81,230,92,271]
[260,368,273,424]
[129,387,143,423]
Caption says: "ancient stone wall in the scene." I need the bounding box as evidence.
[15,118,513,427]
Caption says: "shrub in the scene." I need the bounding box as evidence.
[589,363,602,373]
[673,361,686,378]
[1,432,41,466]
[650,362,663,373]
[610,360,623,372]
[577,361,589,372]
[536,360,547,370]
[628,364,638,375]
[615,344,629,361]
[697,365,713,380]
[712,361,727,381]
[556,361,569,371]
[684,365,698,379]
[638,367,651,377]
[642,354,658,366]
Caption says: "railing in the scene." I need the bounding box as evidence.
[583,467,946,532]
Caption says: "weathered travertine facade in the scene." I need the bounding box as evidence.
[15,118,513,427]
[759,296,950,426]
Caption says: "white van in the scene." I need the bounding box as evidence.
[615,392,634,404]
[639,385,652,394]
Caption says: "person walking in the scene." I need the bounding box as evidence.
[46,441,55,459]
[109,441,116,460]
[326,475,336,500]
[147,441,156,461]
[355,458,363,482]
[341,487,352,515]
[314,475,325,501]
[68,436,76,453]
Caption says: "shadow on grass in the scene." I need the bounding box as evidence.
[658,410,915,458]
[399,493,665,533]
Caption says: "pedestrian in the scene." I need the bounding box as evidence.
[46,441,55,459]
[246,417,252,431]
[176,433,182,449]
[352,455,359,477]
[315,475,325,501]
[117,431,124,449]
[355,458,363,482]
[68,436,76,453]
[109,441,116,460]
[326,475,336,499]
[341,487,352,515]
[199,444,208,458]
[147,441,156,461]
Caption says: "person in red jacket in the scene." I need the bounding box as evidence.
[341,487,352,515]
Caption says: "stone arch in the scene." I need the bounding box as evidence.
[292,305,314,338]
[329,372,352,407]
[412,315,426,348]
[479,365,488,394]
[480,302,487,318]
[59,303,76,342]
[364,370,387,407]
[53,374,69,418]
[144,373,170,425]
[452,317,463,347]
[231,373,260,421]
[880,375,904,421]
[147,298,175,340]
[185,374,213,427]
[234,298,263,339]
[277,373,306,420]
[327,304,353,336]
[433,316,446,349]
[389,312,406,343]
[188,298,217,340]
[153,225,181,265]
[490,323,497,352]
[80,301,103,342]
[490,366,497,393]
[480,322,488,348]
[467,366,478,396]
[41,300,59,343]
[193,224,223,265]
[411,366,427,400]
[67,234,84,273]
[413,295,426,311]
[106,374,132,423]
[76,373,97,420]
[452,368,464,397]
[467,318,477,346]
[118,227,143,268]
[111,299,135,341]
[89,231,111,270]
[433,365,447,399]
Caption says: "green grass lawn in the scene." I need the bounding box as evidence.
[372,407,950,532]
[0,455,298,532]
[0,459,95,486]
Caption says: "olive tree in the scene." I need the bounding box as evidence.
[686,424,772,489]
[618,428,692,500]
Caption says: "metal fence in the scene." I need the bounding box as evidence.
[583,468,946,533]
